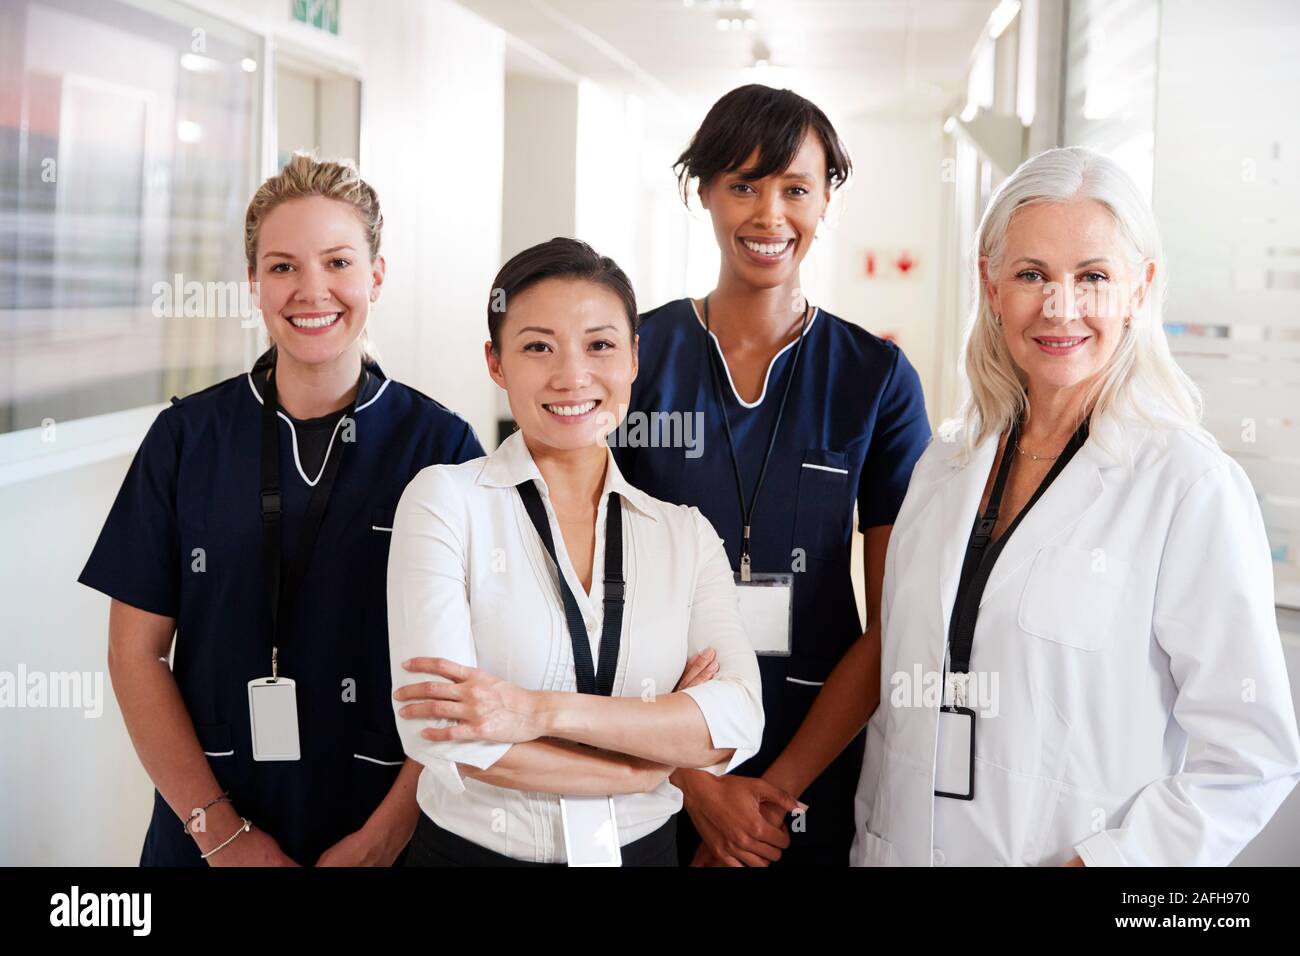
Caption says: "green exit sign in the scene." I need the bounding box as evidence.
[292,0,339,35]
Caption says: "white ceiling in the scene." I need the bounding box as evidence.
[457,0,1000,120]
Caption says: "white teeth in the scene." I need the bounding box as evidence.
[1039,337,1085,346]
[290,313,340,328]
[742,239,790,256]
[544,400,597,417]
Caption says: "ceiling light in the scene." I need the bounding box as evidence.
[179,53,221,73]
[987,0,1021,40]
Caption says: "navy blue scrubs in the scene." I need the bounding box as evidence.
[79,350,484,866]
[613,298,930,865]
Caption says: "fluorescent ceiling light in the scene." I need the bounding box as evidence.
[988,0,1021,40]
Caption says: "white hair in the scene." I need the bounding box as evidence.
[941,146,1209,461]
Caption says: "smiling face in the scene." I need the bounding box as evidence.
[485,277,638,453]
[984,198,1153,397]
[251,195,385,369]
[698,131,831,290]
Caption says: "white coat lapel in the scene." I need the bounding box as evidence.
[977,421,1123,608]
[936,435,999,632]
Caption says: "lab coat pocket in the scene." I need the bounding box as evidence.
[792,449,851,560]
[1017,545,1127,651]
[856,826,896,867]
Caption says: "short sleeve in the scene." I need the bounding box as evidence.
[77,409,181,618]
[451,418,486,464]
[858,346,930,530]
[679,509,765,775]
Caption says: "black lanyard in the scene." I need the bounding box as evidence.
[259,364,360,680]
[517,481,624,696]
[946,416,1090,676]
[701,294,811,582]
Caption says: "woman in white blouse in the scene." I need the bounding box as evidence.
[387,238,766,866]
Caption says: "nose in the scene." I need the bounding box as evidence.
[1044,275,1084,326]
[752,187,785,231]
[291,264,332,304]
[549,345,593,391]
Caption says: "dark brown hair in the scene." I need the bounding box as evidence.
[488,237,638,351]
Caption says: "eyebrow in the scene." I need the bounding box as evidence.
[260,245,357,260]
[1013,257,1112,269]
[515,324,620,337]
[733,169,816,182]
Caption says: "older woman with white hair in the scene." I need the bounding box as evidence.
[851,146,1300,866]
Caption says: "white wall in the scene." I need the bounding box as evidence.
[0,0,505,864]
[502,75,578,262]
[830,115,947,424]
[353,0,504,446]
[0,455,155,865]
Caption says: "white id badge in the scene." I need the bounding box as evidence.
[934,706,975,800]
[559,795,621,867]
[248,677,300,761]
[735,572,793,656]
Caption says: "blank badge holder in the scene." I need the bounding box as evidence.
[248,677,301,761]
[934,705,975,800]
[560,795,621,867]
[734,571,793,657]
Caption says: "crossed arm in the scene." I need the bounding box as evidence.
[386,473,763,798]
[393,651,724,794]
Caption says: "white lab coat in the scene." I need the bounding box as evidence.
[852,413,1300,866]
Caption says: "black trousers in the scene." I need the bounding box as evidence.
[405,812,678,867]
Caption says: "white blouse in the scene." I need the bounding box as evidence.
[387,430,764,863]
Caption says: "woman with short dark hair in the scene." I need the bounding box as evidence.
[388,237,764,867]
[613,84,932,866]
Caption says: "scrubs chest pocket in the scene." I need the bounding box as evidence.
[792,449,851,560]
[1018,544,1128,651]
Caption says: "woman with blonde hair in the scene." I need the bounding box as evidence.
[851,146,1300,866]
[79,153,484,865]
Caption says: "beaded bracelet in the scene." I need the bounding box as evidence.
[200,818,251,860]
[183,790,232,832]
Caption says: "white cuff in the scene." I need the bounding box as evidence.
[419,739,511,795]
[1075,831,1128,867]
[681,682,762,774]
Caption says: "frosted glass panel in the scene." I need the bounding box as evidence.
[1063,0,1159,201]
[1152,0,1300,607]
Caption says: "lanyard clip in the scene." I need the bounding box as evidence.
[740,525,753,582]
[948,672,968,708]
